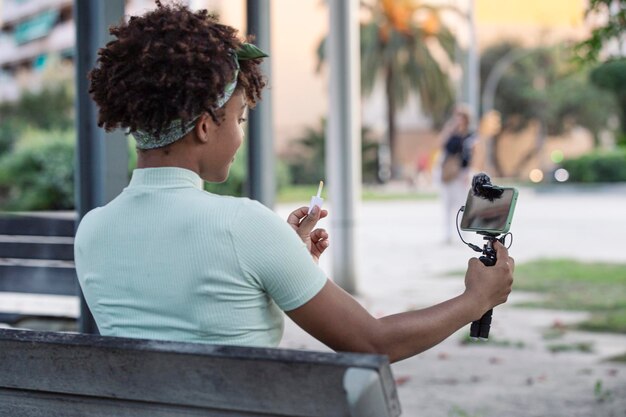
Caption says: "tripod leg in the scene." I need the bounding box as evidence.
[470,255,496,339]
[470,309,492,339]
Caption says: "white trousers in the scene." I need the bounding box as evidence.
[440,170,470,241]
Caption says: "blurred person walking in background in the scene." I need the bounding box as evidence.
[436,105,477,244]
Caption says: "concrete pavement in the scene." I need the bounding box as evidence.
[277,185,626,417]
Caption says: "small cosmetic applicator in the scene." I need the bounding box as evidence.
[308,180,324,214]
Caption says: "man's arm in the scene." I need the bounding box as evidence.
[287,241,514,363]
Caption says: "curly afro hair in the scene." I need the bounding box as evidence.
[88,0,266,136]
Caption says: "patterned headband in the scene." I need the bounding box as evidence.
[132,43,268,150]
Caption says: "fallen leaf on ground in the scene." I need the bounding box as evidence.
[395,375,411,386]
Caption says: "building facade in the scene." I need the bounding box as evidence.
[0,0,74,101]
[0,0,157,102]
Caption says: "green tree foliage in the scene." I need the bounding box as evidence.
[0,78,77,210]
[480,42,619,175]
[545,71,619,138]
[317,0,456,176]
[285,124,325,185]
[0,84,74,132]
[0,119,23,155]
[285,119,380,185]
[562,149,626,182]
[0,129,75,210]
[574,0,626,64]
[590,58,626,142]
[0,76,75,158]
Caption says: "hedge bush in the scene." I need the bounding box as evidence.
[0,129,75,210]
[0,129,290,210]
[561,149,626,183]
[0,119,25,154]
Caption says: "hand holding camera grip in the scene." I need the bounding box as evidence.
[470,254,496,339]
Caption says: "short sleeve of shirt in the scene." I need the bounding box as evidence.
[230,199,328,311]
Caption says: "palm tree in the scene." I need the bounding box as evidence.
[318,0,457,177]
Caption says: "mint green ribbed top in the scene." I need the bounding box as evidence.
[74,167,327,347]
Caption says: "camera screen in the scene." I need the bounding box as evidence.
[460,188,517,232]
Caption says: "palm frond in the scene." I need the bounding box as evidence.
[433,25,457,61]
[315,37,326,74]
[361,22,384,94]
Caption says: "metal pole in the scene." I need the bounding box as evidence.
[98,1,129,203]
[74,0,127,334]
[450,0,458,100]
[246,0,275,208]
[327,0,361,294]
[467,0,479,128]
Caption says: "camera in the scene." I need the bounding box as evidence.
[457,173,518,340]
[460,187,518,235]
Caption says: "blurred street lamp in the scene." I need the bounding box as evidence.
[554,168,569,182]
[529,169,543,183]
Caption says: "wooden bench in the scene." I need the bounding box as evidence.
[0,213,78,326]
[0,328,402,417]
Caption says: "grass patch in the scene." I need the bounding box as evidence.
[361,188,437,201]
[547,342,594,354]
[542,327,567,340]
[594,380,613,402]
[276,185,319,203]
[459,334,526,348]
[607,352,626,363]
[449,405,485,417]
[276,184,437,204]
[513,258,626,334]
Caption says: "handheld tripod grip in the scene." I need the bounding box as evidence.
[470,254,496,339]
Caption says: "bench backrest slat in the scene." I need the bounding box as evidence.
[0,215,75,237]
[0,214,77,310]
[0,241,75,260]
[0,329,402,417]
[0,265,77,295]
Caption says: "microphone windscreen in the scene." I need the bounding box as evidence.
[471,173,504,201]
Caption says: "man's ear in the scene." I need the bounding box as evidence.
[193,113,216,144]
